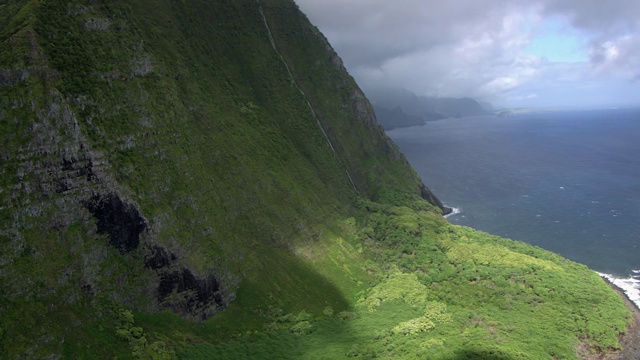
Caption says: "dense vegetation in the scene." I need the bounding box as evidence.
[0,0,632,358]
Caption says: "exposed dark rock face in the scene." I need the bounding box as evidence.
[142,243,229,320]
[419,184,451,215]
[158,268,227,320]
[83,193,146,253]
[144,245,177,270]
[55,156,97,193]
[80,191,233,320]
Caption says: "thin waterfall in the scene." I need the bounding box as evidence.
[256,0,359,194]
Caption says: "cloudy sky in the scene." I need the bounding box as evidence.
[295,0,640,109]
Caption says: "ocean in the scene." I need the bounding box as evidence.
[387,108,640,308]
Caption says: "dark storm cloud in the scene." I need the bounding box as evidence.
[542,0,640,33]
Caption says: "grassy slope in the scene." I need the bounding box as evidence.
[0,0,631,359]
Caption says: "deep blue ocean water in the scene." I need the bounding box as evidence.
[388,108,640,306]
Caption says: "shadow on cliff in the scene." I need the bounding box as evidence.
[173,245,359,359]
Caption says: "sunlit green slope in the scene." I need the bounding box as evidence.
[0,0,631,358]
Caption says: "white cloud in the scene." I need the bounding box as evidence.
[295,0,640,107]
[589,35,640,79]
[540,0,640,81]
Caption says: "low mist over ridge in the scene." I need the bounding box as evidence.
[369,87,490,129]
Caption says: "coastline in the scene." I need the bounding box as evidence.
[585,276,640,360]
[443,206,461,218]
[431,199,637,358]
[599,272,640,310]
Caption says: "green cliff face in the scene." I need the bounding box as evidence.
[0,0,631,358]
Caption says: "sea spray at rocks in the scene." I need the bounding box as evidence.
[444,206,461,218]
[599,271,640,310]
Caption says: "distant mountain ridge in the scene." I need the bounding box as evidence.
[370,88,490,129]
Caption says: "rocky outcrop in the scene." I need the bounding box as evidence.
[84,193,147,254]
[144,245,177,270]
[83,17,112,31]
[157,268,229,320]
[0,11,233,322]
[143,243,232,320]
[420,184,452,215]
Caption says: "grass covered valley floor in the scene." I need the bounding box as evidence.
[0,0,633,358]
[177,203,632,359]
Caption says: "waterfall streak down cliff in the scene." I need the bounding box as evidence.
[256,0,359,193]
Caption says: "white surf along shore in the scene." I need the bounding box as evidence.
[441,205,639,310]
[444,206,461,218]
[599,271,640,310]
